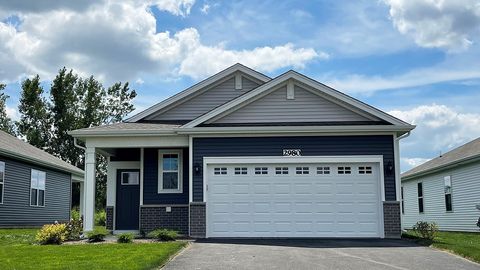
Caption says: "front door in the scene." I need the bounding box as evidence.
[116,169,140,230]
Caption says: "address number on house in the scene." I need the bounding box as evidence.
[283,149,302,156]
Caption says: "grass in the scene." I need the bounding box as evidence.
[0,228,186,270]
[403,230,480,263]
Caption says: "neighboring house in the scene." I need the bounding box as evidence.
[0,130,84,227]
[69,63,414,238]
[401,138,480,232]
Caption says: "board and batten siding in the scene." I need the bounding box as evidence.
[0,155,71,227]
[211,85,374,124]
[402,161,480,232]
[146,76,260,121]
[193,135,396,202]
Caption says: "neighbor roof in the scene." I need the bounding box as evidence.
[0,130,84,177]
[69,122,180,137]
[402,137,480,180]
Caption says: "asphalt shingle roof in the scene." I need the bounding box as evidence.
[402,137,480,179]
[69,122,180,136]
[0,130,84,176]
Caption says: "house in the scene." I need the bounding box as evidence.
[69,63,414,238]
[0,130,84,227]
[401,137,480,232]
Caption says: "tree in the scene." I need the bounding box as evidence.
[106,82,136,124]
[0,84,15,135]
[17,75,51,149]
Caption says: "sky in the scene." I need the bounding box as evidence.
[1,0,480,172]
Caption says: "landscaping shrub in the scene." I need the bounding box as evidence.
[71,208,81,221]
[95,209,106,226]
[412,221,438,240]
[147,229,179,241]
[86,227,109,243]
[117,233,134,243]
[35,223,68,245]
[65,215,83,240]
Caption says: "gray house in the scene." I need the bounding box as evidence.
[70,64,414,238]
[0,130,84,227]
[402,137,480,232]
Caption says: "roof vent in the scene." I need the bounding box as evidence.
[286,80,294,100]
[235,73,242,90]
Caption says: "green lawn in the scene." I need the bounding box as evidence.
[0,228,186,270]
[404,230,480,263]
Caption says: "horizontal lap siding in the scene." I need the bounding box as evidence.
[193,135,396,202]
[0,156,71,227]
[402,161,480,232]
[143,148,189,204]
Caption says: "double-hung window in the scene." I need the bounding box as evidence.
[158,150,182,193]
[0,161,4,204]
[444,176,453,212]
[30,169,45,207]
[417,182,424,213]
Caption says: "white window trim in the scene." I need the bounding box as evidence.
[121,171,140,185]
[158,149,183,194]
[30,169,46,207]
[0,161,4,204]
[418,182,424,214]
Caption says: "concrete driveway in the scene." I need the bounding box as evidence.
[163,239,479,270]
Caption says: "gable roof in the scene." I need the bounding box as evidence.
[402,137,480,180]
[69,122,179,137]
[182,70,414,129]
[126,63,271,122]
[0,130,84,177]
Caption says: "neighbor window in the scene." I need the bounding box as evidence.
[30,169,45,207]
[0,161,4,204]
[417,182,424,213]
[401,186,404,214]
[444,176,452,212]
[158,150,182,193]
[121,171,139,185]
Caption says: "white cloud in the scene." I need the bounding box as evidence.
[200,4,210,14]
[154,0,195,17]
[389,104,480,171]
[384,0,480,51]
[0,1,322,83]
[5,105,19,121]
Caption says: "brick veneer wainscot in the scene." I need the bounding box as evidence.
[140,206,189,235]
[383,201,401,238]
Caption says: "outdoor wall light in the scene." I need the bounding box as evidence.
[386,161,394,175]
[194,163,201,175]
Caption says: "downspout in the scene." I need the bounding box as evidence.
[73,137,86,221]
[396,131,411,141]
[73,137,87,151]
[395,131,411,232]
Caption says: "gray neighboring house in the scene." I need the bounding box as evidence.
[0,130,84,227]
[70,63,414,238]
[401,137,480,232]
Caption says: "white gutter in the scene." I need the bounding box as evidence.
[74,137,86,151]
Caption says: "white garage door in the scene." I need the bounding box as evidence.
[206,159,383,238]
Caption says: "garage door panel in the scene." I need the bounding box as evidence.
[207,162,381,238]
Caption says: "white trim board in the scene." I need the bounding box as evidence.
[183,71,414,129]
[126,63,271,122]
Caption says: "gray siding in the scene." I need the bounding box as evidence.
[0,155,71,227]
[193,135,396,202]
[146,76,260,121]
[211,85,373,124]
[402,161,480,232]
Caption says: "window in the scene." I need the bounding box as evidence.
[158,150,182,193]
[358,166,372,174]
[234,167,247,175]
[255,167,268,175]
[121,172,139,185]
[30,169,45,207]
[417,182,424,213]
[214,167,227,175]
[275,167,289,175]
[338,166,351,174]
[444,176,452,212]
[0,161,4,204]
[296,167,309,175]
[316,166,330,175]
[401,186,404,214]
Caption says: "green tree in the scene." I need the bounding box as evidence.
[0,84,15,135]
[17,75,51,149]
[106,82,137,123]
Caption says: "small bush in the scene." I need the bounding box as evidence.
[36,223,68,245]
[412,221,438,240]
[117,233,134,243]
[71,208,81,221]
[147,228,179,241]
[86,227,108,242]
[95,209,106,226]
[66,215,83,241]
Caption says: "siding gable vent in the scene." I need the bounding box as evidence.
[235,73,243,90]
[286,80,294,100]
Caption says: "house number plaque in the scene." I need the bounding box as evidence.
[283,149,302,156]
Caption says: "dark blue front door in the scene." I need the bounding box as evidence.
[116,169,140,230]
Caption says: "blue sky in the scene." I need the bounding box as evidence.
[1,0,480,172]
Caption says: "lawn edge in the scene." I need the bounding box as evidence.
[157,241,191,270]
[430,245,480,265]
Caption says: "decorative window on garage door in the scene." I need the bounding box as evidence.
[358,166,372,174]
[255,167,268,175]
[214,167,227,175]
[316,166,330,174]
[234,167,248,175]
[296,167,309,174]
[337,166,351,174]
[275,167,289,175]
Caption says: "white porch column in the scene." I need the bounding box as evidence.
[84,147,96,231]
[79,181,85,219]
